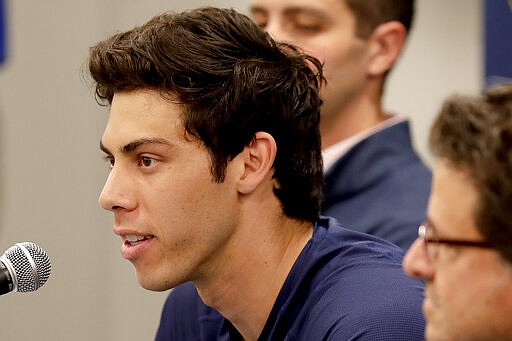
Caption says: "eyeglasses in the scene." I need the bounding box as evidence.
[418,222,494,263]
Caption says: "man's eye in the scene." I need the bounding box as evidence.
[293,22,321,33]
[139,156,155,168]
[255,20,267,29]
[250,13,267,29]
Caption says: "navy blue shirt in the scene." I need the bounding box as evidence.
[156,217,425,340]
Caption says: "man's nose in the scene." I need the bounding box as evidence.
[402,238,435,281]
[98,166,136,212]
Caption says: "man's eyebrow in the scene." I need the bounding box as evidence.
[99,137,172,155]
[99,140,111,155]
[283,7,325,18]
[249,5,265,15]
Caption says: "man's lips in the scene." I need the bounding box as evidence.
[123,234,154,246]
[423,287,438,319]
[114,228,154,240]
[114,229,155,260]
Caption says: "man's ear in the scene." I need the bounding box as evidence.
[366,21,407,76]
[238,131,277,194]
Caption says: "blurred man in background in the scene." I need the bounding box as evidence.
[404,83,512,340]
[250,0,431,249]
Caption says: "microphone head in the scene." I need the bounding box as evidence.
[1,242,51,293]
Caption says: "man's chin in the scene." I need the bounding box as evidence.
[135,272,176,292]
[137,272,166,291]
[423,305,454,341]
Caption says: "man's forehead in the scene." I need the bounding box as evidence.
[250,0,353,23]
[429,161,481,238]
[102,90,189,146]
[251,0,347,9]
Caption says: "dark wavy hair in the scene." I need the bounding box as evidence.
[429,83,512,263]
[87,7,324,223]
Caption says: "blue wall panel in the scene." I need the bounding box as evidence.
[0,0,5,64]
[484,0,512,86]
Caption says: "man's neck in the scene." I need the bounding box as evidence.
[321,90,387,149]
[194,213,314,341]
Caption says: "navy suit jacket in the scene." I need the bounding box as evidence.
[322,120,431,249]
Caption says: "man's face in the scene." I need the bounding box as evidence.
[403,160,512,340]
[99,89,240,291]
[249,0,369,125]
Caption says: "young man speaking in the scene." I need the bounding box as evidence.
[87,7,425,340]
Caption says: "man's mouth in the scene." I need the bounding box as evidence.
[123,234,154,246]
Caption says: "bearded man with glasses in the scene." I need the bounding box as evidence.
[403,83,512,341]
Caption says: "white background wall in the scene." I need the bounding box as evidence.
[0,0,482,340]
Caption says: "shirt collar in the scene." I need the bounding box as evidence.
[322,114,406,173]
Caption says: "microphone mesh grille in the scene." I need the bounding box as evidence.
[4,242,52,292]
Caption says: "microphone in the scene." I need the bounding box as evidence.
[0,242,52,296]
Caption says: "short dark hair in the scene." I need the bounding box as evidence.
[88,7,324,223]
[429,83,512,263]
[345,0,415,39]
